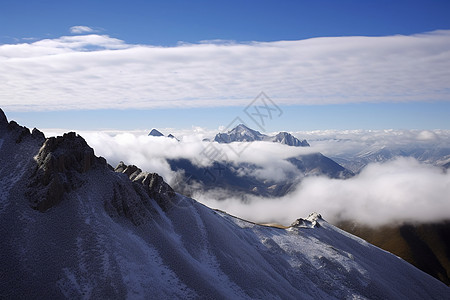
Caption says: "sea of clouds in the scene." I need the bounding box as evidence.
[41,128,450,227]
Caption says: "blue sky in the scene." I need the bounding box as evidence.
[1,0,450,131]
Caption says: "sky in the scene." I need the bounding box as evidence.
[1,0,450,131]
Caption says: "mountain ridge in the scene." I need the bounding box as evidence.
[0,108,448,298]
[214,124,310,147]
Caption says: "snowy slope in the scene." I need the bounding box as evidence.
[0,109,449,299]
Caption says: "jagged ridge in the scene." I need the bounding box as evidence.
[26,132,109,212]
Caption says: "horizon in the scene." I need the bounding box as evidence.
[1,1,450,131]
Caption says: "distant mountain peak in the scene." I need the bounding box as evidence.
[272,131,310,147]
[233,123,253,131]
[167,133,179,141]
[214,124,309,147]
[148,129,164,137]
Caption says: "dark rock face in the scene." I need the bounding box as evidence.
[26,132,108,212]
[148,129,164,137]
[167,134,179,141]
[291,213,322,229]
[0,108,7,126]
[115,162,176,211]
[1,118,45,144]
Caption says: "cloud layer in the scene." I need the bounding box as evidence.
[195,157,450,227]
[1,30,450,111]
[63,128,450,227]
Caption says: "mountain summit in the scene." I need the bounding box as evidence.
[214,124,309,147]
[148,129,164,137]
[214,124,265,143]
[148,129,179,141]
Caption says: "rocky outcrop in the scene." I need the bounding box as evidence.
[115,162,176,211]
[0,108,7,126]
[290,213,322,229]
[26,132,108,212]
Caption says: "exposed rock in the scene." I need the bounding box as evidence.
[31,128,45,141]
[148,129,164,137]
[0,108,7,126]
[115,162,176,211]
[7,121,31,143]
[26,132,107,212]
[104,180,153,226]
[114,161,128,173]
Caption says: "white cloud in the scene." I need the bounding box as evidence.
[52,128,449,227]
[196,157,450,227]
[1,30,450,111]
[70,25,95,34]
[295,129,450,157]
[76,129,314,183]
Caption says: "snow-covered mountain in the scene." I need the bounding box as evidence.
[272,131,310,147]
[1,109,449,299]
[214,124,310,147]
[148,129,179,141]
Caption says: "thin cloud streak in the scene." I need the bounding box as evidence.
[1,30,450,111]
[69,25,96,34]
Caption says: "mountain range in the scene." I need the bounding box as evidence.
[214,124,310,147]
[148,129,179,141]
[169,152,353,198]
[1,108,449,298]
[329,144,450,173]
